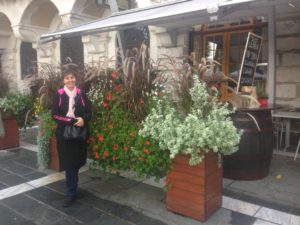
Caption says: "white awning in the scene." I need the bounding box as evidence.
[40,0,257,41]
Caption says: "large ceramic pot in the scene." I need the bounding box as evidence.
[0,113,19,150]
[166,152,222,222]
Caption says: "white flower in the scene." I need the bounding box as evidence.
[139,75,242,166]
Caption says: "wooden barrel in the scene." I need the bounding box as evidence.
[223,108,274,180]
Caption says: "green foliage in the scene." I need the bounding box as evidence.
[0,112,4,137]
[37,135,50,169]
[0,93,35,129]
[88,66,171,180]
[38,110,56,139]
[256,84,268,99]
[139,76,242,166]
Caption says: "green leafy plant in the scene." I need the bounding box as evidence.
[139,60,242,165]
[0,112,4,137]
[0,93,35,129]
[256,85,268,99]
[88,49,171,180]
[37,135,50,169]
[38,110,56,139]
[32,97,56,169]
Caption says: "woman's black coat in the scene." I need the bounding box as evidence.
[51,88,91,170]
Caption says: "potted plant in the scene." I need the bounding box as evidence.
[0,93,35,149]
[0,74,8,139]
[253,81,268,107]
[0,74,10,146]
[139,62,242,221]
[256,88,268,106]
[87,50,171,180]
[0,112,4,138]
[35,108,56,170]
[25,63,64,170]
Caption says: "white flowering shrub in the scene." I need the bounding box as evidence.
[139,76,242,166]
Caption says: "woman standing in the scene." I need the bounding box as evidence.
[52,69,91,207]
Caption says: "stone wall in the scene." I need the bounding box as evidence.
[276,17,300,108]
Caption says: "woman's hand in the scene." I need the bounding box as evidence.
[74,117,84,127]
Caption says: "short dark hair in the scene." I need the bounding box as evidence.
[62,66,79,78]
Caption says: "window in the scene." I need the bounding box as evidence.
[20,42,37,79]
[60,36,84,67]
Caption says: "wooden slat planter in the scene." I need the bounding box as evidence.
[166,152,222,222]
[49,137,61,171]
[0,115,19,150]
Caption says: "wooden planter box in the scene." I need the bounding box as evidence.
[49,137,61,171]
[0,115,19,150]
[166,152,222,222]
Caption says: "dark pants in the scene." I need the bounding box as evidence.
[65,168,79,198]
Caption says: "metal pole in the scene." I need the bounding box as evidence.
[268,6,276,105]
[108,0,125,64]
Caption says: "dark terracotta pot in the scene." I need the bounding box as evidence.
[49,137,61,171]
[0,114,19,150]
[166,152,222,222]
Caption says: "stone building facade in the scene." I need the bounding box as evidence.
[0,0,299,107]
[276,17,300,107]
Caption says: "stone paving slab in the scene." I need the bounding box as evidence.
[0,202,36,225]
[3,184,169,225]
[0,131,298,224]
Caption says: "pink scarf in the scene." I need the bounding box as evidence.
[64,86,77,118]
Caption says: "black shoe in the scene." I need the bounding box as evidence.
[62,197,76,208]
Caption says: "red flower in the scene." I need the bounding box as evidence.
[111,72,116,79]
[129,131,135,137]
[94,152,100,159]
[164,177,170,184]
[113,144,119,150]
[98,136,105,142]
[112,156,116,161]
[139,99,144,105]
[212,83,219,89]
[102,102,108,108]
[123,146,128,152]
[145,140,151,145]
[103,151,109,157]
[114,84,121,92]
[106,92,113,101]
[143,148,150,154]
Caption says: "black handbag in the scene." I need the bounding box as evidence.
[63,125,87,140]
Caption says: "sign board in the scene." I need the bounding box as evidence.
[237,32,263,92]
